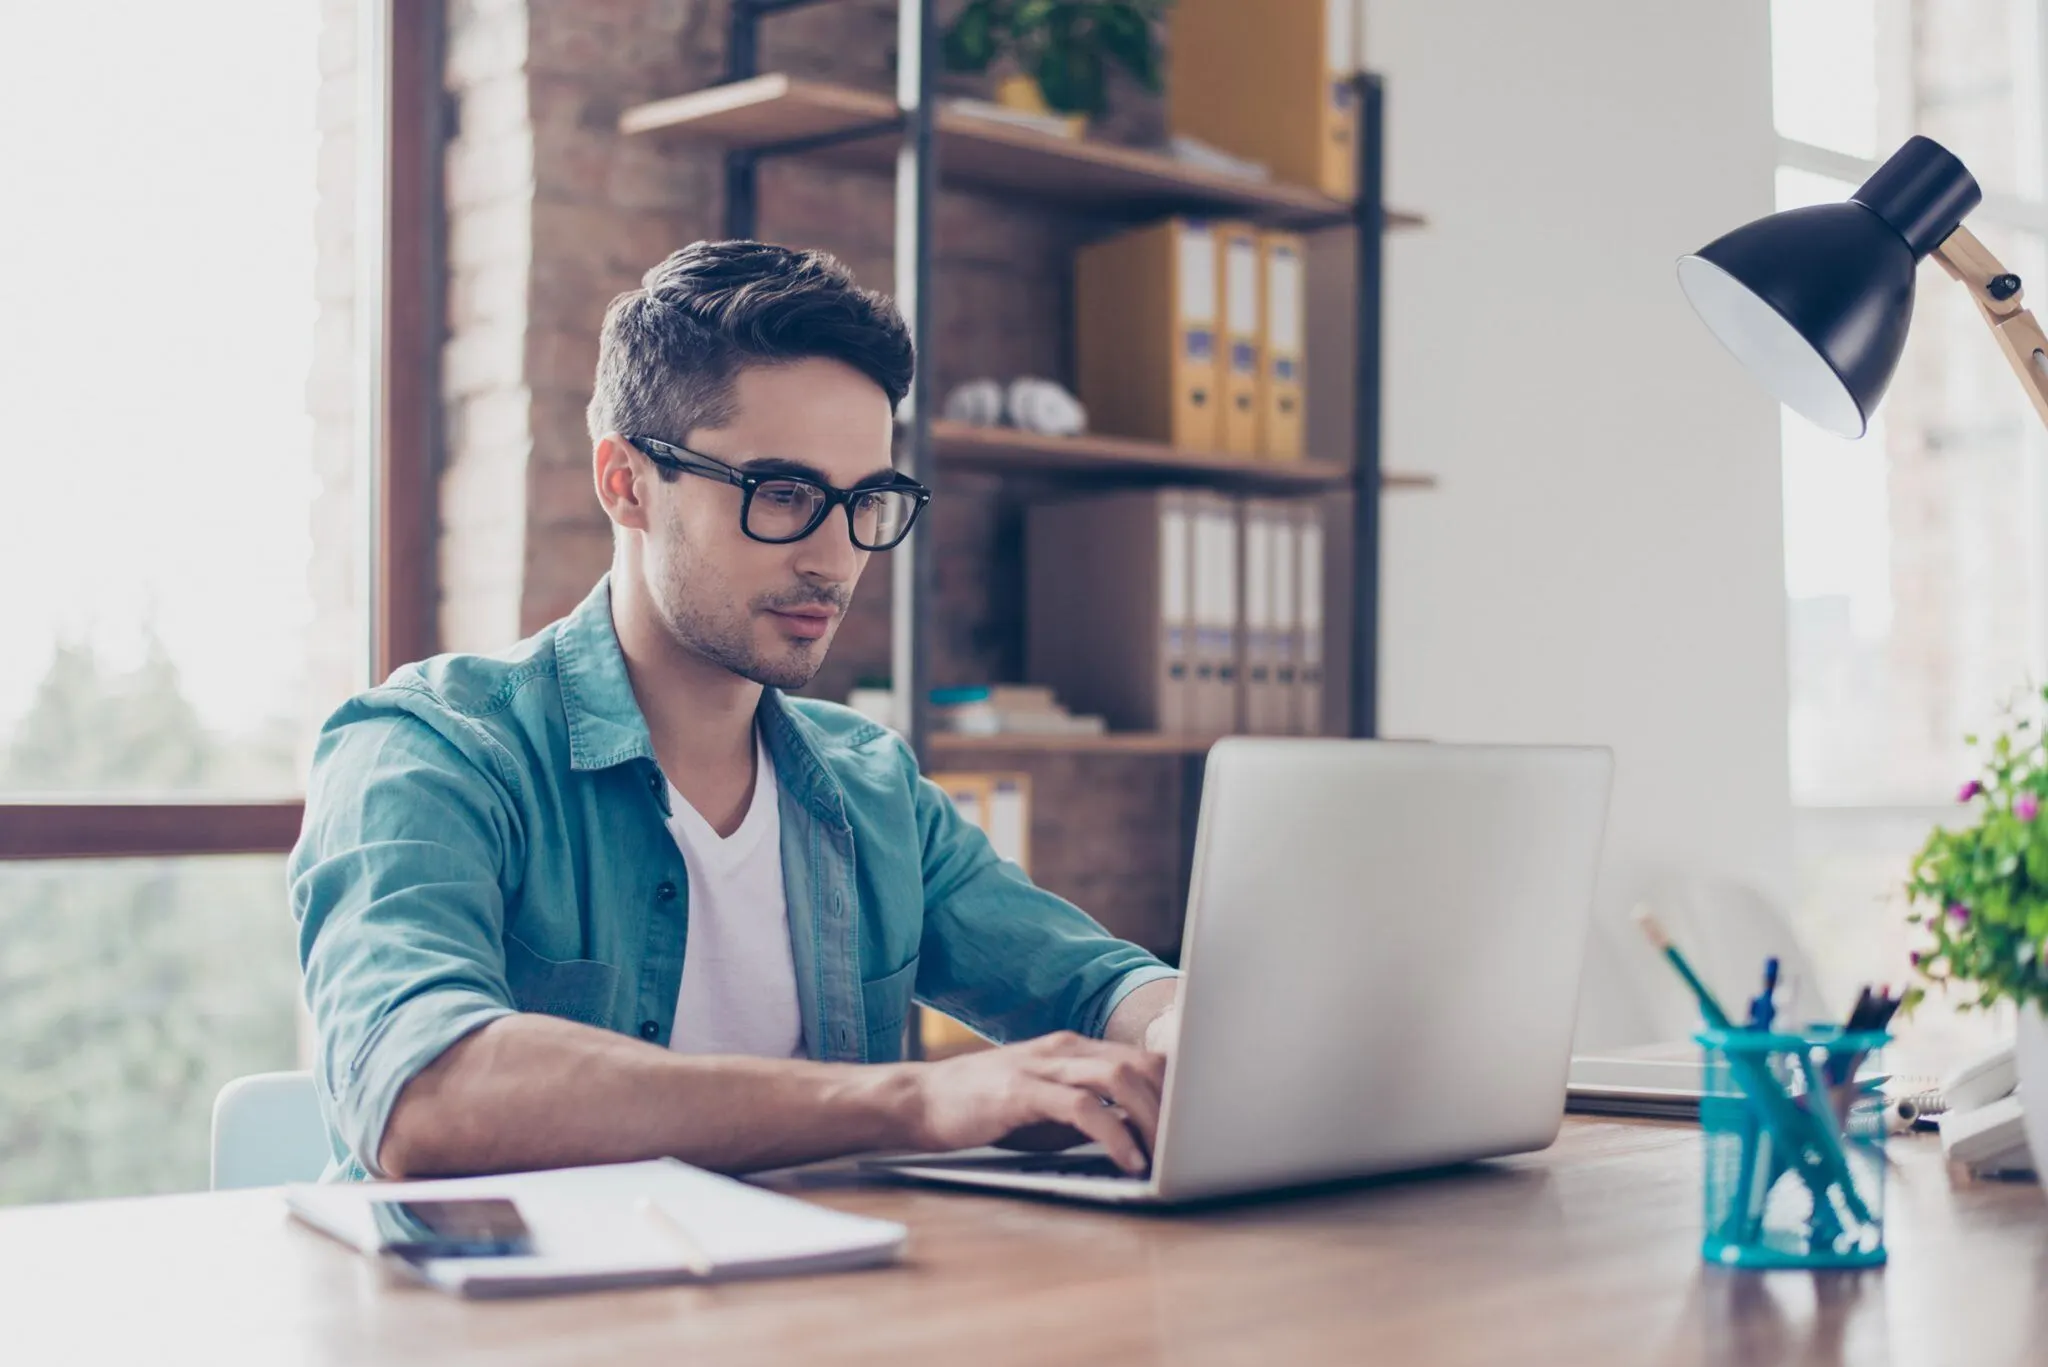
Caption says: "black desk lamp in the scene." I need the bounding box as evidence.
[1678,135,2048,437]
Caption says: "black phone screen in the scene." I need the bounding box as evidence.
[368,1197,533,1258]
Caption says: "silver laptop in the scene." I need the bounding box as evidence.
[871,738,1615,1205]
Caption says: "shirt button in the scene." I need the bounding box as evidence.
[639,1020,660,1041]
[655,880,678,902]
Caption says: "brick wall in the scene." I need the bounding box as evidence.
[310,0,1190,947]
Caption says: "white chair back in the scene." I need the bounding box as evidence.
[210,1070,329,1190]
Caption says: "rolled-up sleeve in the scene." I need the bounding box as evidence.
[289,695,521,1176]
[905,745,1177,1043]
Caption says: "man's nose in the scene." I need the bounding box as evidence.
[791,503,864,581]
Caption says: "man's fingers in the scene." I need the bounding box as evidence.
[1042,1055,1163,1152]
[1028,1032,1168,1088]
[1032,1032,1163,1073]
[1028,1081,1148,1174]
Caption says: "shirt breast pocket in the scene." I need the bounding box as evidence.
[860,955,919,1062]
[503,932,619,1030]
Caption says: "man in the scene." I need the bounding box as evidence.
[292,240,1180,1183]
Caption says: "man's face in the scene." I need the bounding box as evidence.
[639,357,895,690]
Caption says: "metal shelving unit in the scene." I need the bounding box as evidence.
[668,0,1402,758]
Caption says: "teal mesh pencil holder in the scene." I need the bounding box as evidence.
[1696,1026,1890,1270]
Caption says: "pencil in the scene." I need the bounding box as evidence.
[636,1195,716,1277]
[1634,907,1735,1029]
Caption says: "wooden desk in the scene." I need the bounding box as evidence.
[7,1120,2046,1365]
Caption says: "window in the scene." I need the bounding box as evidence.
[1774,0,2048,1055]
[0,3,343,802]
[0,858,299,1205]
[0,1,435,1202]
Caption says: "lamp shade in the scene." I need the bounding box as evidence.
[1677,135,1982,438]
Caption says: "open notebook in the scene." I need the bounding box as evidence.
[286,1158,906,1298]
[1567,1042,1707,1120]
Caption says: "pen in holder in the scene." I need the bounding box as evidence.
[1696,1026,1890,1270]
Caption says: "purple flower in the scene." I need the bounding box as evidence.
[1910,950,1924,967]
[1960,779,1984,802]
[2020,792,2041,823]
[1949,903,1971,926]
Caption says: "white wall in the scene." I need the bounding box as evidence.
[1364,0,1795,1046]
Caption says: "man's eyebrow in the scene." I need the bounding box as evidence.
[736,457,902,487]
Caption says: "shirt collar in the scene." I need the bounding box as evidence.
[555,575,658,772]
[757,689,852,832]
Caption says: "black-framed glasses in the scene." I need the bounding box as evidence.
[625,434,931,552]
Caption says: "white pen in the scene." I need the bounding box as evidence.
[636,1195,716,1277]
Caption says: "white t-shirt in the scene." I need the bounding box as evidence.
[665,730,805,1059]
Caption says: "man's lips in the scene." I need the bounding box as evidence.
[766,605,837,639]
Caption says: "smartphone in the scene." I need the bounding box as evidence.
[367,1197,533,1259]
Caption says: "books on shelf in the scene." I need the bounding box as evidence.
[929,769,1032,872]
[1218,221,1263,457]
[1075,219,1221,452]
[1296,499,1328,734]
[1188,489,1242,734]
[1168,0,1359,200]
[1026,488,1329,739]
[930,685,1108,738]
[1258,230,1308,460]
[1075,217,1310,462]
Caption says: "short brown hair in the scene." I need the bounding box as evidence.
[585,240,914,473]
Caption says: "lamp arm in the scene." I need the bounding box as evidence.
[1932,224,2048,431]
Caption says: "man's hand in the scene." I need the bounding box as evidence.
[906,1032,1166,1173]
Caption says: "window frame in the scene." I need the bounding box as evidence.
[0,1,444,863]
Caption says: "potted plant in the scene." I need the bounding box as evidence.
[941,0,1169,134]
[1905,684,2048,1179]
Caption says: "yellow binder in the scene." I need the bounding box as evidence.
[1258,231,1307,460]
[1167,0,1358,200]
[1218,222,1262,457]
[1075,218,1221,451]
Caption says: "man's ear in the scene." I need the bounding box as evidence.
[593,432,651,534]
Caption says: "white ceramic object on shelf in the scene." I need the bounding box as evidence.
[1006,377,1086,437]
[941,378,1004,427]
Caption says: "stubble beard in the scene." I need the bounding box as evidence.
[654,543,844,692]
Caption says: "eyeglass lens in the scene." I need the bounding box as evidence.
[746,480,919,548]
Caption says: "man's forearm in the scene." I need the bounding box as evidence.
[377,1013,921,1179]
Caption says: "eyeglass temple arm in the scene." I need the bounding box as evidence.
[1933,223,2048,433]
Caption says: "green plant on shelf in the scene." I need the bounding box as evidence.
[1906,683,2048,1015]
[942,0,1170,118]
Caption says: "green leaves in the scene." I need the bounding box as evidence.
[1035,41,1104,114]
[940,0,1169,114]
[1095,4,1160,91]
[943,0,1002,73]
[1905,685,2048,1015]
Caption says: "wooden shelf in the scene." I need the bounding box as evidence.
[622,75,1428,230]
[931,420,1436,491]
[928,731,1216,756]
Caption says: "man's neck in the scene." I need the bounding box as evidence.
[609,567,762,783]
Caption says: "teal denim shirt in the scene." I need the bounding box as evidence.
[290,577,1176,1180]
